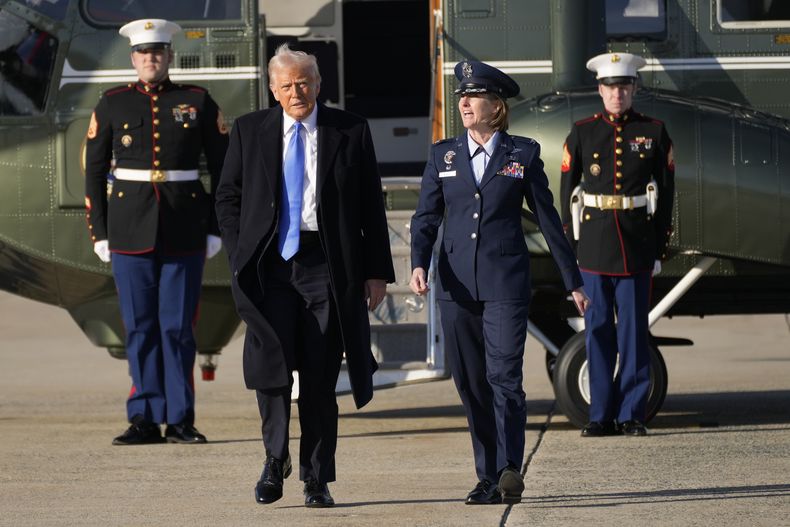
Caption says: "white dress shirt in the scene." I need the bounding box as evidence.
[282,106,319,231]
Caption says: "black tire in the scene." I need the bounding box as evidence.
[552,331,668,429]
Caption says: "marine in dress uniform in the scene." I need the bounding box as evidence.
[84,19,229,445]
[560,52,675,437]
[410,61,587,504]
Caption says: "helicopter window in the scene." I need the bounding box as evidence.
[24,0,69,21]
[605,0,666,40]
[718,0,790,28]
[83,0,241,23]
[0,11,58,116]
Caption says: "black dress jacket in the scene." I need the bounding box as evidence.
[215,104,395,409]
[85,79,228,254]
[560,108,675,275]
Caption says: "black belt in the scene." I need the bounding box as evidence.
[299,230,320,247]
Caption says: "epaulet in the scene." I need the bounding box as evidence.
[179,84,207,94]
[512,136,537,146]
[574,113,601,126]
[104,84,134,97]
[433,137,454,146]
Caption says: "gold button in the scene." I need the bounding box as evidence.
[593,152,599,159]
[640,153,645,158]
[123,123,129,129]
[152,96,159,101]
[144,85,150,92]
[118,191,124,197]
[183,123,190,129]
[615,184,622,190]
[127,83,133,88]
[616,160,623,166]
[88,224,93,229]
[91,235,96,240]
[154,146,161,152]
[153,119,160,125]
[154,160,160,167]
[616,171,623,178]
[153,107,159,113]
[616,136,623,143]
[609,114,615,121]
[154,132,161,139]
[585,214,591,220]
[617,126,622,132]
[616,148,623,155]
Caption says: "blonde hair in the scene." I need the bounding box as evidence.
[268,43,321,85]
[487,95,509,132]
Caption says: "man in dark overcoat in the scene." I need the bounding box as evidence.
[215,43,394,507]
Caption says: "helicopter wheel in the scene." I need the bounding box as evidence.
[552,331,668,429]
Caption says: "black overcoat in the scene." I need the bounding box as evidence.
[215,104,395,409]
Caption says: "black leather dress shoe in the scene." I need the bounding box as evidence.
[255,455,292,504]
[112,421,164,445]
[303,478,335,508]
[581,421,618,437]
[165,423,207,444]
[498,467,525,504]
[621,420,648,436]
[465,480,502,505]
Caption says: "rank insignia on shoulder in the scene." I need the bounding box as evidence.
[498,161,524,179]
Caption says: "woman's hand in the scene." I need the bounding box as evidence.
[571,288,590,316]
[409,267,430,296]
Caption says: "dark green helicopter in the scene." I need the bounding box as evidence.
[0,0,788,426]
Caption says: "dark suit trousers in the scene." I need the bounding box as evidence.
[255,233,343,483]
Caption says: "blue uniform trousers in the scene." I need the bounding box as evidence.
[439,299,529,483]
[112,250,204,425]
[581,271,651,423]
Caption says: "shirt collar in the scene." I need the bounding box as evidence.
[283,105,318,136]
[467,130,499,158]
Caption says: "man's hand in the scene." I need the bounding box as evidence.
[570,287,590,316]
[93,240,111,263]
[365,279,387,311]
[206,235,223,259]
[409,267,429,296]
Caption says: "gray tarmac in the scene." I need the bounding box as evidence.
[0,290,788,526]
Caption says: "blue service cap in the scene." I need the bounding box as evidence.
[454,61,519,99]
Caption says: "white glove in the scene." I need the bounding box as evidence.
[206,235,223,259]
[93,240,111,263]
[652,260,662,276]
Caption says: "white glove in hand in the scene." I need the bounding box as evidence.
[93,240,111,263]
[206,235,223,259]
[652,260,662,276]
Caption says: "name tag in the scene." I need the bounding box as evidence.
[439,170,457,178]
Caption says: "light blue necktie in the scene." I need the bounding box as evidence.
[278,121,304,260]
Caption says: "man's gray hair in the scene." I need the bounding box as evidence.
[268,43,321,83]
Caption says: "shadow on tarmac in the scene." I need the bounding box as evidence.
[521,483,790,508]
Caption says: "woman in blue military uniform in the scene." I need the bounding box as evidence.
[410,61,588,504]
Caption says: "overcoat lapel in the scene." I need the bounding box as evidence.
[257,109,284,192]
[316,104,341,199]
